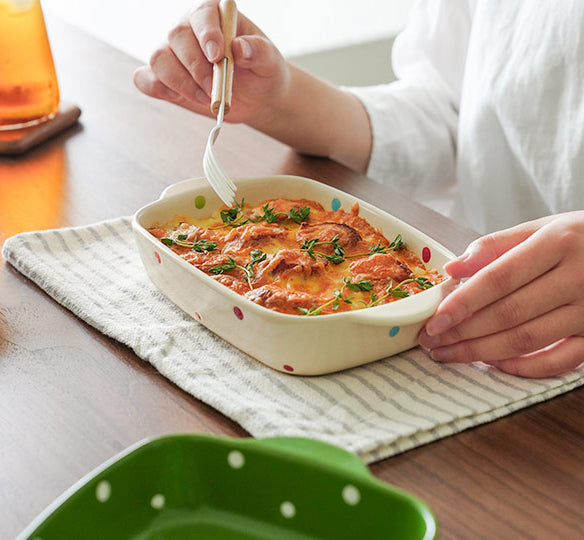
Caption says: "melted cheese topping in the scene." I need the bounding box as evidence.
[148,198,445,316]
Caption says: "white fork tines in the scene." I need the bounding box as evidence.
[203,59,237,207]
[203,128,237,206]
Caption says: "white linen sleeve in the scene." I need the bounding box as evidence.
[347,0,472,211]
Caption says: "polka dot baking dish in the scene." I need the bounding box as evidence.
[17,434,437,540]
[132,176,456,375]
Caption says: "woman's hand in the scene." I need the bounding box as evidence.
[419,211,584,378]
[132,1,372,172]
[133,0,290,124]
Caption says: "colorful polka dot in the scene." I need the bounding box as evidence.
[280,501,296,519]
[150,494,165,509]
[331,198,341,211]
[154,251,161,264]
[389,326,400,338]
[342,485,361,506]
[194,195,206,209]
[283,364,294,372]
[422,247,431,263]
[227,450,245,469]
[233,306,244,320]
[95,481,111,503]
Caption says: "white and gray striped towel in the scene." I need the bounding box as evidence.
[3,218,583,464]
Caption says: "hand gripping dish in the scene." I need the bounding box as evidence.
[133,176,455,375]
[17,434,438,540]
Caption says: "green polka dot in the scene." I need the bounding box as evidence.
[389,326,400,337]
[331,198,341,211]
[194,195,206,209]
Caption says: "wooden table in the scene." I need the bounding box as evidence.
[1,17,582,540]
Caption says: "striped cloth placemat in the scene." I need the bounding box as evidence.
[3,218,583,464]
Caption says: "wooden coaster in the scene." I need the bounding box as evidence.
[0,102,81,155]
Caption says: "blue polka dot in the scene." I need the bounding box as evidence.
[331,198,341,211]
[389,326,400,337]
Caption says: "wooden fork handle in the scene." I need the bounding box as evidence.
[210,0,238,116]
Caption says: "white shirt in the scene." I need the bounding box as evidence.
[350,0,584,234]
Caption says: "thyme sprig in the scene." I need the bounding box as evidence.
[161,235,217,252]
[409,276,434,289]
[363,275,435,308]
[344,277,374,292]
[300,274,434,315]
[287,206,311,224]
[300,235,345,265]
[208,249,267,289]
[345,234,405,259]
[299,233,405,265]
[255,203,311,224]
[388,234,406,251]
[298,278,373,316]
[215,199,249,228]
[212,200,311,229]
[208,257,238,274]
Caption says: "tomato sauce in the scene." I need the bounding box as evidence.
[149,198,445,316]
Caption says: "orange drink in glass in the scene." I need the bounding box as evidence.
[0,0,59,130]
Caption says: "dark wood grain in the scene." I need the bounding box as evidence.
[0,16,582,540]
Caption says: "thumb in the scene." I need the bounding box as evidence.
[445,222,541,279]
[232,35,282,77]
[444,242,490,279]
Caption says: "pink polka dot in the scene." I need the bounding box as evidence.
[233,306,244,320]
[422,247,431,263]
[283,365,294,372]
[194,312,202,321]
[154,252,161,264]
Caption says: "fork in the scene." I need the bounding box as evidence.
[203,0,238,206]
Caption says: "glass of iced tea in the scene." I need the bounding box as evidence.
[0,0,59,130]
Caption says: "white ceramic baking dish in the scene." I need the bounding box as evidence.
[133,175,456,375]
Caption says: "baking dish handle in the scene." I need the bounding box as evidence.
[160,177,208,199]
[347,289,439,327]
[347,280,458,326]
[252,437,371,479]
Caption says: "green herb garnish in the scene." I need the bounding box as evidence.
[208,257,237,274]
[344,277,374,292]
[298,277,372,316]
[345,234,406,259]
[246,249,267,285]
[161,236,217,252]
[300,234,345,264]
[257,203,279,223]
[254,204,311,225]
[214,199,249,228]
[214,200,311,229]
[362,275,435,308]
[388,234,405,251]
[411,276,434,289]
[191,238,217,252]
[208,249,266,290]
[302,274,435,315]
[287,206,311,224]
[388,285,409,298]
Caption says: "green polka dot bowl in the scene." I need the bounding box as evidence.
[17,434,437,540]
[133,175,456,375]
